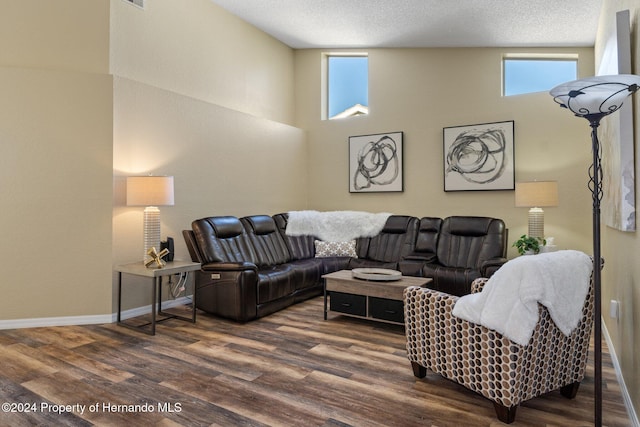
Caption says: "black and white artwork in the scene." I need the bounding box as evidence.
[599,10,635,232]
[443,121,515,192]
[349,131,403,193]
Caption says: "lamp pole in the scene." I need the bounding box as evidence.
[587,114,604,426]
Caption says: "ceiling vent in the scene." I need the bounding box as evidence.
[122,0,144,9]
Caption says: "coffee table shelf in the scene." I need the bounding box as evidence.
[322,270,432,325]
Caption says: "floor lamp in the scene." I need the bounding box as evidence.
[550,74,640,427]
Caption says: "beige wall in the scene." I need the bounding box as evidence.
[596,0,640,420]
[112,77,308,309]
[110,0,295,125]
[110,0,306,309]
[296,47,595,258]
[0,0,304,320]
[0,1,113,321]
[0,0,110,73]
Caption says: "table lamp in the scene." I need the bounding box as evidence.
[126,176,175,265]
[514,181,558,240]
[550,74,640,427]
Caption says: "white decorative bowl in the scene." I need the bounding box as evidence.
[351,268,402,281]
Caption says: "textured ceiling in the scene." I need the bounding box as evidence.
[210,0,603,49]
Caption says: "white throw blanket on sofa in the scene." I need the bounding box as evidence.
[452,250,592,346]
[285,210,392,242]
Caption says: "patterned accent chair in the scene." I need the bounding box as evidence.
[403,276,594,424]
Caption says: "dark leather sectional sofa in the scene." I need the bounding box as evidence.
[183,213,507,322]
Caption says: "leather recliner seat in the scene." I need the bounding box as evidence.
[422,216,507,296]
[349,215,419,270]
[186,216,261,321]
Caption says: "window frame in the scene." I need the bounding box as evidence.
[502,53,579,97]
[322,52,369,120]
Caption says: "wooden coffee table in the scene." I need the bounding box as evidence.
[322,270,432,325]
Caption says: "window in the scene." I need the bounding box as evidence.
[326,55,368,119]
[503,56,578,96]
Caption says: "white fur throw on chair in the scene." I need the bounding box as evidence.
[452,250,592,346]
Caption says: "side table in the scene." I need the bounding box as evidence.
[116,260,201,335]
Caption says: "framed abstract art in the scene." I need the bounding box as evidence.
[349,131,403,193]
[443,120,515,192]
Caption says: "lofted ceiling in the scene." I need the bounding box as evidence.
[210,0,603,49]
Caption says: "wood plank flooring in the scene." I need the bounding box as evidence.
[0,296,632,426]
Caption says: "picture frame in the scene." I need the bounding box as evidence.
[349,131,403,193]
[443,120,515,192]
[600,10,635,232]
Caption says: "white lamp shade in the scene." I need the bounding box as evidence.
[515,181,559,207]
[550,74,640,118]
[126,176,174,206]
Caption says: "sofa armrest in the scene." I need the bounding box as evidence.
[183,229,204,263]
[404,286,459,324]
[404,286,460,371]
[480,257,507,277]
[403,253,438,263]
[201,261,258,272]
[195,265,259,322]
[399,253,438,277]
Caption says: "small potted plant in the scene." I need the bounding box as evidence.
[513,234,546,255]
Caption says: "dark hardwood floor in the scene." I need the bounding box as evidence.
[0,296,632,426]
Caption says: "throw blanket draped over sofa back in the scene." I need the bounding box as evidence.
[285,210,392,242]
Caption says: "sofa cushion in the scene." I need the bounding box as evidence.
[319,256,352,274]
[315,240,357,257]
[191,216,257,264]
[256,265,294,304]
[446,216,495,236]
[348,258,398,270]
[360,215,419,262]
[436,216,506,268]
[422,264,482,297]
[287,258,324,291]
[210,216,245,238]
[241,215,291,267]
[244,214,278,235]
[383,215,414,233]
[273,213,316,260]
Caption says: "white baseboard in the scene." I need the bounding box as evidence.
[0,297,193,330]
[602,320,639,426]
[0,314,113,330]
[113,296,193,322]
